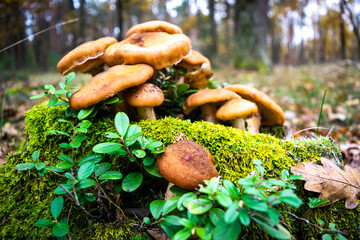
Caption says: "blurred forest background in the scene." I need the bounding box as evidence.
[1,0,360,164]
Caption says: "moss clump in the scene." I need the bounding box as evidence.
[0,104,356,239]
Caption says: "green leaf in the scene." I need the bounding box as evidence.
[48,130,70,137]
[196,227,212,240]
[150,200,166,220]
[215,191,233,208]
[144,164,163,178]
[178,218,194,229]
[322,234,333,240]
[160,222,178,238]
[54,89,66,95]
[288,174,303,180]
[143,217,151,224]
[177,83,190,94]
[78,106,95,120]
[74,134,86,144]
[95,162,112,177]
[133,149,146,158]
[213,218,242,240]
[47,166,65,173]
[69,141,81,148]
[122,172,143,192]
[77,179,97,189]
[209,208,225,225]
[52,222,70,237]
[163,197,181,216]
[124,125,142,143]
[79,154,102,166]
[267,208,281,225]
[238,207,251,226]
[59,143,71,149]
[224,180,240,200]
[252,215,291,240]
[16,163,35,171]
[45,84,56,94]
[242,196,268,212]
[145,141,163,149]
[84,193,96,202]
[278,189,303,208]
[78,120,92,129]
[56,161,74,170]
[64,172,73,179]
[48,97,59,107]
[35,219,55,228]
[93,142,123,154]
[102,96,120,104]
[77,162,95,179]
[38,168,47,176]
[335,233,348,240]
[173,228,192,240]
[35,162,46,171]
[170,185,189,196]
[58,154,73,163]
[224,202,239,224]
[177,192,197,211]
[237,176,258,187]
[55,184,73,194]
[65,72,75,85]
[30,93,47,100]
[32,151,40,162]
[187,198,212,215]
[98,171,122,180]
[59,81,66,89]
[267,179,286,187]
[51,197,64,219]
[281,169,289,181]
[104,132,120,139]
[143,156,155,166]
[115,112,129,137]
[164,215,182,226]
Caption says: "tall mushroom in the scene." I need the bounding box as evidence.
[225,84,286,133]
[157,140,218,191]
[57,37,117,76]
[69,64,154,111]
[182,89,241,123]
[125,20,183,38]
[124,83,164,121]
[216,99,259,131]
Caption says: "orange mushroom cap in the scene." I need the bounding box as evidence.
[69,64,154,111]
[104,32,191,69]
[125,20,183,38]
[225,84,285,126]
[125,83,164,107]
[57,37,117,76]
[216,99,258,121]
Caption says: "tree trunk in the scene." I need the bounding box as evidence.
[208,0,217,58]
[79,0,86,42]
[116,0,124,40]
[343,0,360,58]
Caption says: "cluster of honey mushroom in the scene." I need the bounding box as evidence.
[57,20,286,192]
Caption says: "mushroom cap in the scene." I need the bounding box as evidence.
[125,20,183,38]
[57,37,117,75]
[104,32,191,69]
[124,83,164,107]
[225,84,285,125]
[156,140,218,190]
[69,64,154,111]
[216,99,258,121]
[177,50,210,70]
[182,89,241,115]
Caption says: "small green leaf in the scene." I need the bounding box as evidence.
[32,151,40,162]
[150,200,166,220]
[224,180,240,200]
[48,97,59,107]
[145,141,163,149]
[177,192,197,211]
[65,72,75,85]
[173,228,191,240]
[54,89,66,95]
[133,149,146,158]
[95,162,112,177]
[105,132,120,139]
[278,189,303,208]
[77,179,97,189]
[59,143,71,148]
[213,218,242,240]
[51,197,64,219]
[102,96,120,104]
[209,208,225,225]
[143,217,151,224]
[144,164,163,178]
[187,198,212,215]
[78,106,95,120]
[115,112,129,137]
[74,134,86,144]
[77,162,95,179]
[143,156,154,166]
[288,174,303,180]
[35,162,46,171]
[56,161,74,170]
[52,222,70,237]
[30,93,47,99]
[69,141,81,148]
[215,191,233,208]
[224,203,239,224]
[169,185,189,196]
[98,171,122,180]
[16,163,35,171]
[79,154,102,166]
[45,84,56,94]
[47,166,65,173]
[122,172,143,192]
[163,197,181,216]
[178,218,194,228]
[58,154,73,163]
[242,196,268,212]
[85,194,96,202]
[177,83,190,94]
[93,142,123,154]
[164,215,182,226]
[48,130,70,137]
[35,219,55,228]
[238,207,251,226]
[59,81,66,89]
[55,184,73,194]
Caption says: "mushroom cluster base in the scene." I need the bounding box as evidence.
[1,103,355,240]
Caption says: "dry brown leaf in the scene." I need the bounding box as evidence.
[291,157,360,209]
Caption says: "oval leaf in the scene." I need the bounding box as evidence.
[77,179,97,189]
[15,163,35,171]
[77,162,95,180]
[79,154,102,166]
[93,142,123,154]
[122,172,143,192]
[35,219,55,228]
[98,171,122,180]
[51,197,64,219]
[150,200,166,220]
[52,222,70,237]
[115,112,129,137]
[95,162,112,177]
[78,106,95,120]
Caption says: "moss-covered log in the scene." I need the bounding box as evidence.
[0,103,358,239]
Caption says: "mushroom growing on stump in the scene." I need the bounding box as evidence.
[176,50,213,89]
[125,20,183,38]
[124,83,164,121]
[57,37,117,76]
[216,99,259,132]
[156,140,218,191]
[69,64,154,111]
[225,84,286,132]
[182,89,241,123]
[104,31,191,70]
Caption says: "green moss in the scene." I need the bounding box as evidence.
[0,104,356,239]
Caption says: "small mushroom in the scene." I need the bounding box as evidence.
[156,140,218,191]
[69,64,154,111]
[216,99,259,131]
[124,83,164,121]
[104,31,191,69]
[177,50,213,89]
[225,84,286,131]
[57,37,117,76]
[125,20,183,38]
[182,89,241,123]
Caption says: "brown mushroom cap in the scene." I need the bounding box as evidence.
[69,64,154,111]
[57,37,117,76]
[177,50,210,70]
[182,88,241,115]
[104,32,191,69]
[225,84,286,126]
[125,83,164,107]
[125,20,183,38]
[156,140,218,191]
[216,99,258,121]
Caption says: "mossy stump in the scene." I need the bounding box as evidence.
[0,103,358,239]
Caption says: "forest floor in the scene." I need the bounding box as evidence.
[1,63,360,166]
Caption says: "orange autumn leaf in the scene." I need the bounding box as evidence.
[291,157,360,209]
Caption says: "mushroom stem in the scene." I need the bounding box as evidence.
[137,107,157,120]
[200,103,218,123]
[231,118,246,130]
[164,182,177,200]
[246,112,262,133]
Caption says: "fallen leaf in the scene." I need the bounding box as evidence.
[291,157,360,209]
